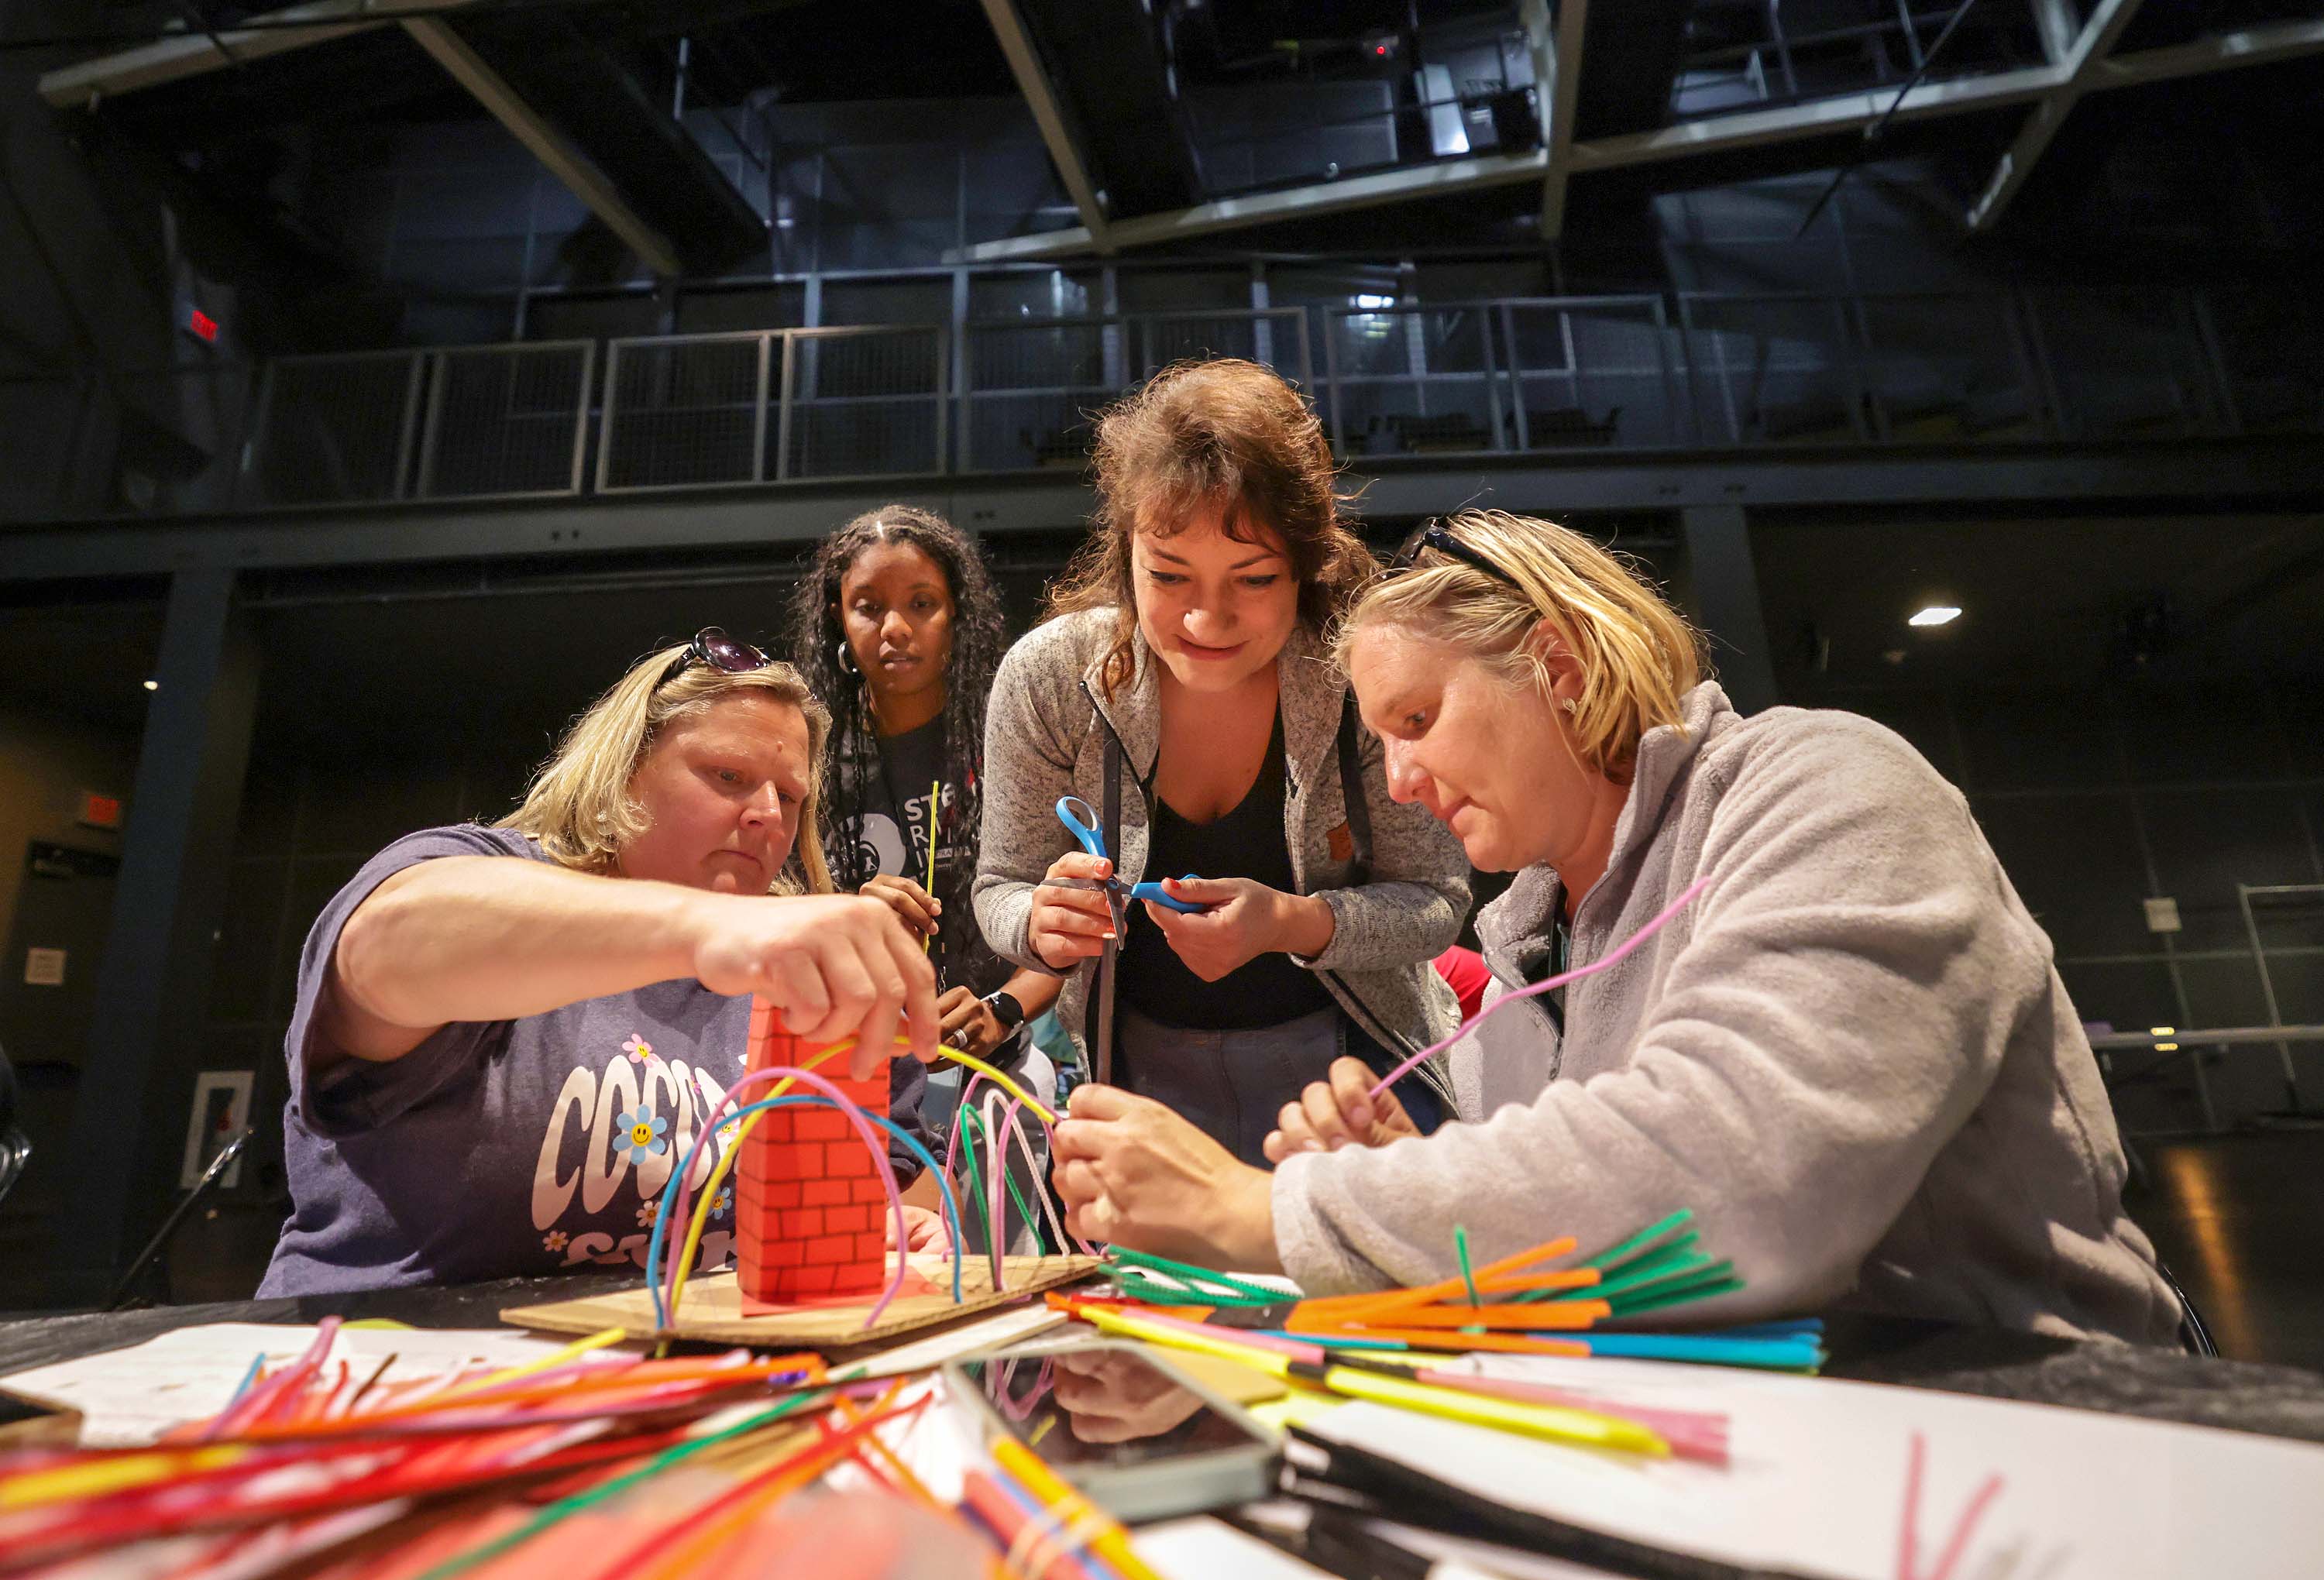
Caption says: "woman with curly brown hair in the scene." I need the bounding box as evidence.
[972,359,1470,1165]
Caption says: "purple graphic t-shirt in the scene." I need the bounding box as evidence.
[259,825,929,1296]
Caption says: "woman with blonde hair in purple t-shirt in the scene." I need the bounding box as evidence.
[260,631,940,1296]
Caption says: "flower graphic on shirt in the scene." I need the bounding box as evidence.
[622,1034,655,1064]
[712,1186,733,1220]
[542,1230,569,1254]
[615,1108,669,1166]
[636,1203,660,1228]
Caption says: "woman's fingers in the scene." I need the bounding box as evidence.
[1326,1057,1378,1135]
[861,874,940,936]
[937,985,982,1035]
[1030,884,1115,969]
[1043,851,1113,884]
[758,944,831,1034]
[1298,1079,1357,1150]
[792,931,881,1049]
[871,912,939,1067]
[1333,1056,1416,1140]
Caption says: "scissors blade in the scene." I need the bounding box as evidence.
[1094,891,1125,1088]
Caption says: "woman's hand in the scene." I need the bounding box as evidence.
[1050,1348,1207,1444]
[1141,878,1333,981]
[937,985,1008,1060]
[886,1203,952,1255]
[1028,851,1117,970]
[1262,1056,1418,1163]
[860,874,940,941]
[1050,1084,1280,1271]
[684,892,939,1077]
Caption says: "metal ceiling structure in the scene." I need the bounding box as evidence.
[26,2,2324,276]
[957,2,2324,263]
[34,0,783,279]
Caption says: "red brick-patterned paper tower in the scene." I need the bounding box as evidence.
[735,995,891,1306]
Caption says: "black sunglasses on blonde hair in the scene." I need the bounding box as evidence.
[657,627,772,689]
[1391,522,1524,589]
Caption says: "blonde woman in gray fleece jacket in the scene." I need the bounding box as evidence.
[1050,510,2181,1344]
[971,359,1469,1166]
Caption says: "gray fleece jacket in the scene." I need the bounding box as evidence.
[972,609,1467,1086]
[1272,682,2181,1345]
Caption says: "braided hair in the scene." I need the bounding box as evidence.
[789,505,1009,899]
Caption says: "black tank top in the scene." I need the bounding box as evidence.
[1116,713,1337,1031]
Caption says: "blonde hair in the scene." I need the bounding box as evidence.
[500,645,835,893]
[1335,510,1709,779]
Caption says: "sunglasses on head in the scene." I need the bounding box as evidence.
[1391,523,1523,589]
[657,627,772,689]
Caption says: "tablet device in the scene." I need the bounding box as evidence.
[945,1340,1278,1521]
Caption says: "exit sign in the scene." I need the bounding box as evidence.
[180,301,219,345]
[78,790,122,830]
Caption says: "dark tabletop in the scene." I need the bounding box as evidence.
[5,1279,2323,1447]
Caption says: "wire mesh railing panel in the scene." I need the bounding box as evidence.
[961,318,1120,471]
[1504,298,1679,448]
[2027,290,2223,442]
[2199,285,2324,436]
[778,327,944,480]
[1855,294,2045,443]
[600,335,765,490]
[1681,295,1866,445]
[1134,310,1310,390]
[243,352,423,506]
[419,342,590,498]
[1324,305,1501,457]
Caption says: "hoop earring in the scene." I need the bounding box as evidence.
[837,640,860,678]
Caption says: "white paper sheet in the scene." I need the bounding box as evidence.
[0,1323,572,1447]
[1133,1516,1338,1579]
[1305,1351,2324,1580]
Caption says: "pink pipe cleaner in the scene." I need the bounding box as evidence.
[1367,874,1714,1100]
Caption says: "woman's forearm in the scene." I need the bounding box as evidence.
[334,857,706,1034]
[1005,967,1063,1018]
[1268,891,1338,960]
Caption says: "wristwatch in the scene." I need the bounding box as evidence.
[982,990,1026,1032]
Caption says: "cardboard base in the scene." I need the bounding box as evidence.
[500,1254,1105,1348]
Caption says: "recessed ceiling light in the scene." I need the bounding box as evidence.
[142,679,159,692]
[1907,606,1961,628]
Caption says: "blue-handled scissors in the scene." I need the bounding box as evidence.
[1055,795,1207,913]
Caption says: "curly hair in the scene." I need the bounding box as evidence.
[1043,358,1376,696]
[787,504,1009,893]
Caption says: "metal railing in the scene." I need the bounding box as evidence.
[239,342,591,508]
[954,307,1313,473]
[596,325,944,490]
[1321,295,1681,456]
[6,280,2313,523]
[1681,291,2060,448]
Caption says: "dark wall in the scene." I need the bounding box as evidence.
[1832,681,2324,1136]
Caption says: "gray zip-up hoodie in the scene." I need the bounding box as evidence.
[1272,681,2181,1345]
[972,609,1468,1087]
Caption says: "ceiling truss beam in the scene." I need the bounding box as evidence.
[975,0,1112,252]
[958,15,2324,263]
[36,0,478,108]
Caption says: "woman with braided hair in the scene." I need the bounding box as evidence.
[789,507,1063,1120]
